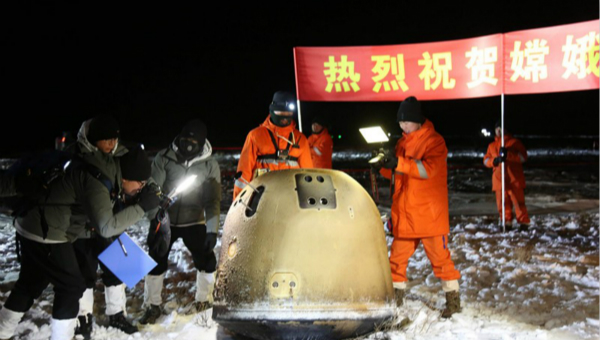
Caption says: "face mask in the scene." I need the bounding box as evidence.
[178,138,200,156]
[270,111,292,127]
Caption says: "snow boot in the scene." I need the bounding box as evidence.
[0,306,24,339]
[109,311,138,334]
[188,301,212,314]
[394,289,405,307]
[78,288,94,317]
[194,271,215,304]
[143,274,164,307]
[51,318,77,340]
[441,291,461,318]
[105,284,126,317]
[74,313,93,340]
[138,305,161,325]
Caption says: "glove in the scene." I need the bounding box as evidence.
[204,232,217,253]
[382,156,398,169]
[147,209,172,259]
[499,147,507,161]
[492,156,503,166]
[137,185,161,212]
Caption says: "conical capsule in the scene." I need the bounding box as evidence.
[213,169,395,340]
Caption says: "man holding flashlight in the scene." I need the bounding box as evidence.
[139,119,221,324]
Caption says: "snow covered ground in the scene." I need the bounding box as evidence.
[0,147,597,340]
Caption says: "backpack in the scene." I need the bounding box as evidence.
[7,150,115,239]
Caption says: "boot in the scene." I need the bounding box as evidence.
[195,271,215,304]
[105,284,126,317]
[143,274,164,307]
[138,305,161,325]
[74,313,93,340]
[0,307,24,339]
[187,301,212,314]
[108,311,138,334]
[394,289,405,307]
[51,318,77,340]
[78,288,94,317]
[441,291,461,318]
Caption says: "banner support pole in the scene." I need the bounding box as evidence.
[501,94,505,232]
[501,34,506,233]
[293,47,303,133]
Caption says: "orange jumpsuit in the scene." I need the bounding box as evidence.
[483,134,530,224]
[234,116,313,199]
[308,128,333,169]
[380,120,460,284]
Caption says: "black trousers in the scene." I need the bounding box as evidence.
[73,236,123,289]
[4,235,85,319]
[149,224,216,275]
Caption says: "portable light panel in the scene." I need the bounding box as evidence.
[359,126,389,144]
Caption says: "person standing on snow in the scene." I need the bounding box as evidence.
[67,116,139,338]
[483,121,530,230]
[233,91,313,199]
[373,96,461,318]
[0,145,159,340]
[139,119,221,325]
[308,116,333,169]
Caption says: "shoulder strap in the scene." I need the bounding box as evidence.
[69,156,116,197]
[266,129,280,152]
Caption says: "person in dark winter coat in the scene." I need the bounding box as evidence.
[139,119,221,325]
[0,141,159,340]
[68,116,140,337]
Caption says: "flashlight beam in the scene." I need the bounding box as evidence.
[168,175,197,199]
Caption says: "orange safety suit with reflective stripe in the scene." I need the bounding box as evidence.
[380,119,460,283]
[308,128,333,169]
[483,134,527,190]
[380,120,449,238]
[483,134,530,223]
[234,116,313,199]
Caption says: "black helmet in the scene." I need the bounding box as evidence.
[269,91,297,113]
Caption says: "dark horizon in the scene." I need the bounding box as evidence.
[1,2,598,157]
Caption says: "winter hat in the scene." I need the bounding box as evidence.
[180,119,207,145]
[120,145,151,181]
[87,115,120,145]
[311,116,328,127]
[311,116,329,133]
[396,96,425,124]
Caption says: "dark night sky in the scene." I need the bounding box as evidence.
[1,2,598,156]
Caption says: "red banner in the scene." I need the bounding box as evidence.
[504,20,599,94]
[294,20,599,102]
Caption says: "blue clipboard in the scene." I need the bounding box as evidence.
[98,233,157,288]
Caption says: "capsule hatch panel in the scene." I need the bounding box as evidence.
[295,173,337,210]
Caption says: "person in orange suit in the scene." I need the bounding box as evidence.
[483,120,530,229]
[233,91,313,199]
[374,96,461,318]
[308,116,333,169]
